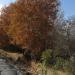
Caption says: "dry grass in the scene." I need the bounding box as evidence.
[0,50,72,75]
[0,49,23,61]
[29,61,71,75]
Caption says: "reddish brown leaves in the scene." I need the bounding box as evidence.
[0,0,59,53]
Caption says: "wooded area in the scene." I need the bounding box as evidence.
[0,0,75,75]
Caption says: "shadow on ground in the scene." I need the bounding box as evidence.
[1,44,24,53]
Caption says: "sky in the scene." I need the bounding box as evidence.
[0,0,75,18]
[0,0,15,6]
[61,0,75,18]
[0,0,15,10]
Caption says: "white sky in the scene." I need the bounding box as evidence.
[0,4,3,9]
[0,4,3,15]
[0,0,15,15]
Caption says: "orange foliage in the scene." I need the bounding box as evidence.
[0,0,59,53]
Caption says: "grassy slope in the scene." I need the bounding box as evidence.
[30,62,72,75]
[0,49,72,75]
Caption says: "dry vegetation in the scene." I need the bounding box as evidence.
[0,49,23,60]
[0,0,75,75]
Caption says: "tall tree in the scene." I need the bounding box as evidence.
[1,0,59,53]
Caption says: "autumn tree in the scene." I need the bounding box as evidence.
[1,0,59,54]
[0,18,10,47]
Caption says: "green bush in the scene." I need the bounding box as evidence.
[63,60,71,72]
[41,49,53,66]
[53,57,72,73]
[53,57,65,70]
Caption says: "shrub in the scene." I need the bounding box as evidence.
[53,57,72,73]
[41,49,53,66]
[63,60,71,72]
[53,57,65,70]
